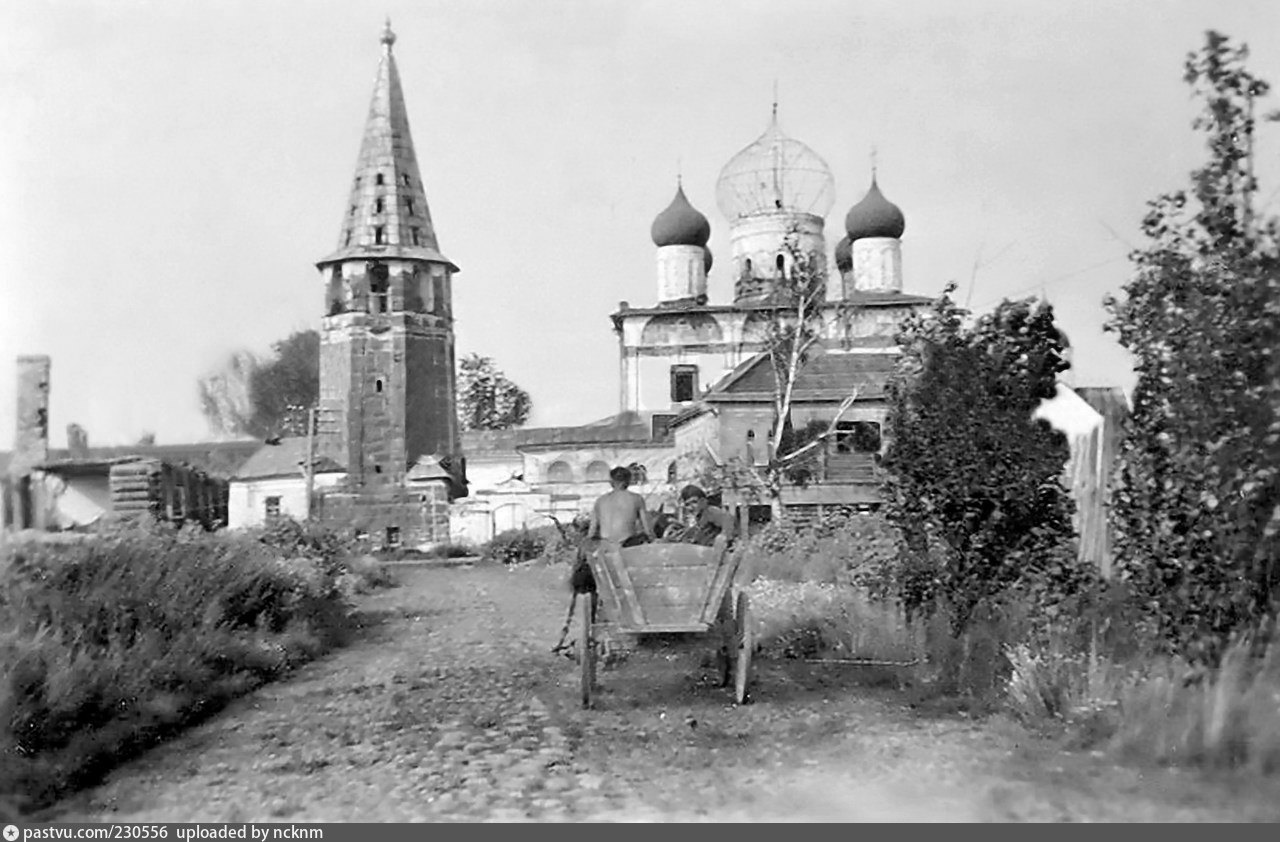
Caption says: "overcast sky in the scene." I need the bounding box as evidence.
[2,0,1279,449]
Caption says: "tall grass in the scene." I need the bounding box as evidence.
[0,518,392,815]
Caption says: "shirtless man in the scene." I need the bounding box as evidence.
[588,466,655,548]
[678,484,738,546]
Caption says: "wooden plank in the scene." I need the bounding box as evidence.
[643,606,716,628]
[593,545,646,627]
[624,566,716,589]
[587,553,624,627]
[699,538,737,624]
[631,587,715,609]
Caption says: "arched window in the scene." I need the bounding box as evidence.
[547,461,573,483]
[585,461,610,483]
[667,462,678,484]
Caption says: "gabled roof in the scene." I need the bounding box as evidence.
[706,344,897,403]
[233,438,345,480]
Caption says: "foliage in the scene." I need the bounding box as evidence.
[880,286,1088,633]
[480,525,554,565]
[1103,30,1280,664]
[0,519,392,811]
[457,353,532,431]
[198,330,319,440]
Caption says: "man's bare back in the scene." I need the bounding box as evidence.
[589,466,654,545]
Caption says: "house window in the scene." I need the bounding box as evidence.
[547,461,573,483]
[385,525,401,548]
[667,462,678,484]
[585,461,610,483]
[375,173,384,186]
[264,496,281,519]
[651,413,677,441]
[670,365,698,403]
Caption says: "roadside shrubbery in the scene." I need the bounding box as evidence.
[0,517,391,814]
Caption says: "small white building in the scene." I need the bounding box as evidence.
[228,438,345,529]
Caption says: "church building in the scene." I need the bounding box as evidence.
[455,106,934,540]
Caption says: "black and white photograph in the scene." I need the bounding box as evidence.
[2,0,1279,824]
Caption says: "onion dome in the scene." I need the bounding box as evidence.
[703,246,713,272]
[716,108,836,220]
[651,183,711,247]
[834,235,852,272]
[844,178,905,241]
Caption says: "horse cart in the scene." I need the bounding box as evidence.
[577,535,753,709]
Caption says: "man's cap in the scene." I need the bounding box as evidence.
[680,484,707,501]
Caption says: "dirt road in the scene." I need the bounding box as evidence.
[38,562,1280,822]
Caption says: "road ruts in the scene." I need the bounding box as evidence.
[43,562,654,823]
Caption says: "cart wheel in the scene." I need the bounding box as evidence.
[734,590,753,705]
[580,591,597,709]
[715,589,734,687]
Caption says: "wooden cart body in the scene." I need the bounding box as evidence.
[578,535,753,707]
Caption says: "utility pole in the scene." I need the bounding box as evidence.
[304,406,342,521]
[305,407,317,521]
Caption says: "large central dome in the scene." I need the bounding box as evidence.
[715,110,836,221]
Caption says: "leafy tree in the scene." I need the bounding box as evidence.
[880,285,1082,633]
[197,349,256,437]
[1103,30,1280,662]
[198,330,319,440]
[456,353,532,431]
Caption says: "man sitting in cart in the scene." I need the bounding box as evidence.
[674,484,738,547]
[587,465,656,549]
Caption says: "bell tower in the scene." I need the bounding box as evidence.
[313,21,465,546]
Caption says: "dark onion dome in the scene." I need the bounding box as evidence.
[651,183,711,247]
[703,246,714,272]
[834,235,852,272]
[844,178,905,241]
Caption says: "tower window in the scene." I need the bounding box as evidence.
[402,173,411,187]
[344,231,352,247]
[374,226,384,245]
[349,205,356,216]
[375,198,383,213]
[264,496,281,520]
[411,227,420,246]
[375,378,383,393]
[375,173,384,186]
[670,364,698,403]
[745,258,753,274]
[374,464,382,474]
[776,254,786,273]
[406,199,415,216]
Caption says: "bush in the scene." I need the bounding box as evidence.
[0,518,390,813]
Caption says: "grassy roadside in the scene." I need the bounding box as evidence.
[0,518,396,818]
